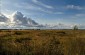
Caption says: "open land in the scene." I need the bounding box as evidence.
[0,29,85,55]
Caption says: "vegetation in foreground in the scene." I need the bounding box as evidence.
[0,29,85,55]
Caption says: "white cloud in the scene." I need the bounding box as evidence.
[0,13,9,22]
[0,11,67,29]
[75,14,85,17]
[37,8,64,14]
[70,13,85,19]
[11,11,39,26]
[14,3,63,15]
[14,3,44,11]
[12,11,26,24]
[0,11,84,29]
[66,5,84,10]
[32,0,54,9]
[54,12,64,14]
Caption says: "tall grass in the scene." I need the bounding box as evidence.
[0,30,85,55]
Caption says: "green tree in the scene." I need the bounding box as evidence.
[73,25,78,30]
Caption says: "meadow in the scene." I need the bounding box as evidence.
[0,29,85,55]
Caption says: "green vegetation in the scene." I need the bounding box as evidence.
[73,25,78,30]
[0,30,85,55]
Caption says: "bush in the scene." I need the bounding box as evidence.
[73,25,78,30]
[14,31,23,35]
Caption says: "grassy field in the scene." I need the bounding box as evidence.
[0,29,85,55]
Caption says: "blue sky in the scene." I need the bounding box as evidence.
[1,0,85,25]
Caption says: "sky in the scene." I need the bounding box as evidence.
[1,0,85,25]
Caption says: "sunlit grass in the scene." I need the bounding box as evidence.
[0,30,85,55]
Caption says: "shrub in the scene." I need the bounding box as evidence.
[14,31,23,35]
[73,25,78,30]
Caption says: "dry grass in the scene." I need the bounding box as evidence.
[0,29,85,55]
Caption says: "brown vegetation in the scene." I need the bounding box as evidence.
[0,29,85,55]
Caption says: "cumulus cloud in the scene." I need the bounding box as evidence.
[0,11,84,29]
[11,11,38,26]
[12,11,27,24]
[27,18,38,26]
[0,11,68,29]
[0,13,9,22]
